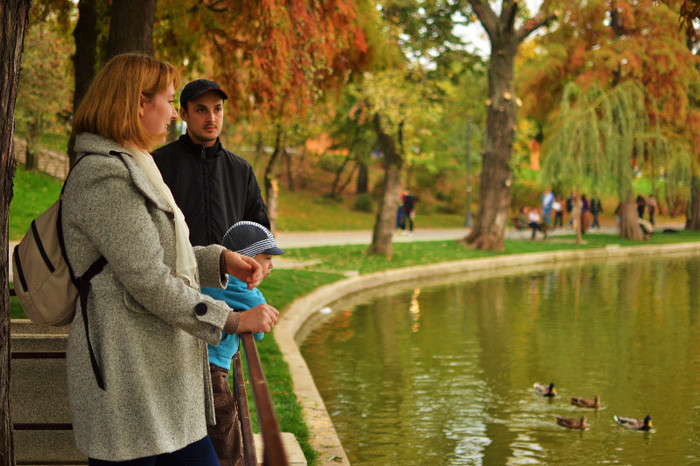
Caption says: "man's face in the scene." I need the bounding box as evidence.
[180,91,224,147]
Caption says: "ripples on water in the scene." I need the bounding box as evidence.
[301,254,700,465]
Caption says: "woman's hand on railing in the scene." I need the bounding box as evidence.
[238,303,279,333]
[223,250,263,289]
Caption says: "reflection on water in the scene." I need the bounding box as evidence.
[300,254,700,465]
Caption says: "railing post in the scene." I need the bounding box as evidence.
[240,333,289,466]
[232,351,257,466]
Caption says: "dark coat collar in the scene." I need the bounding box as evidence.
[179,133,222,159]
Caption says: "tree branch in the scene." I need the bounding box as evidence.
[516,12,558,43]
[468,0,499,40]
[503,0,519,33]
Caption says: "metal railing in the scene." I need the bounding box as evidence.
[239,333,289,466]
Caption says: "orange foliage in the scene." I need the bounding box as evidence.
[519,0,700,142]
[161,0,368,121]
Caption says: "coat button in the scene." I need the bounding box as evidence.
[194,303,208,316]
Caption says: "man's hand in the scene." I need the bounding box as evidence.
[224,250,262,289]
[238,303,280,333]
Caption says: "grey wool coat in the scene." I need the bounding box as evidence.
[62,133,233,460]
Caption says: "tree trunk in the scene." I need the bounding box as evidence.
[619,192,643,240]
[1,2,31,462]
[264,128,283,235]
[72,0,100,113]
[329,153,352,198]
[463,37,518,251]
[71,0,102,166]
[572,191,582,245]
[106,0,156,58]
[337,162,358,197]
[284,147,294,192]
[356,157,368,194]
[687,176,700,230]
[368,114,403,257]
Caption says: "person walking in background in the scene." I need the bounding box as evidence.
[636,194,646,218]
[566,193,575,228]
[590,195,603,230]
[580,194,590,232]
[400,189,416,234]
[552,194,563,229]
[541,188,554,226]
[153,79,270,247]
[62,53,277,464]
[647,194,657,225]
[201,221,284,465]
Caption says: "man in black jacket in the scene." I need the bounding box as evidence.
[153,79,271,464]
[152,79,270,247]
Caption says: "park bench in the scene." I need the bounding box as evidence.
[512,217,548,240]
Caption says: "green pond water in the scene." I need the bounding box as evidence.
[300,253,700,465]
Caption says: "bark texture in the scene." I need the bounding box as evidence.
[1,1,31,463]
[106,0,156,58]
[687,176,700,230]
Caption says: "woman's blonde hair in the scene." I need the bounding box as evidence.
[72,54,181,149]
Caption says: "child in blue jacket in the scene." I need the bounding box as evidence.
[201,221,284,465]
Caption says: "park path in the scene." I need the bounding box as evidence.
[273,224,625,249]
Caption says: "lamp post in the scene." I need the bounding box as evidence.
[465,120,473,227]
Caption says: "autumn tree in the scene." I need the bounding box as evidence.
[154,0,368,225]
[520,0,700,231]
[1,2,31,462]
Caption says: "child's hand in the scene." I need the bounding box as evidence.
[224,250,262,289]
[238,303,279,333]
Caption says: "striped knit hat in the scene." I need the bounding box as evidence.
[222,221,285,257]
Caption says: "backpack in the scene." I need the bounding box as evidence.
[12,153,116,389]
[11,200,106,325]
[12,154,107,326]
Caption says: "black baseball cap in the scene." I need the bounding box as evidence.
[222,221,285,257]
[179,79,228,109]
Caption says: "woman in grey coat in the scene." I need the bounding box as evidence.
[62,54,279,463]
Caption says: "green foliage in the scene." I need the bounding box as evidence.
[15,7,74,147]
[541,81,693,202]
[9,165,63,240]
[352,192,374,212]
[510,177,543,212]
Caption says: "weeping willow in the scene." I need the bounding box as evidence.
[541,80,694,240]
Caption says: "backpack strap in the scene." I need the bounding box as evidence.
[76,256,108,391]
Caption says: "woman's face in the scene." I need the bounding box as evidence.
[139,83,177,146]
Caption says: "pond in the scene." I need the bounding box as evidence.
[300,253,700,465]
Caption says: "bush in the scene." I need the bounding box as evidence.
[353,193,374,212]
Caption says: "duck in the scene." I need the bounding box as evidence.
[534,382,557,397]
[570,395,601,409]
[556,415,588,430]
[614,414,652,431]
